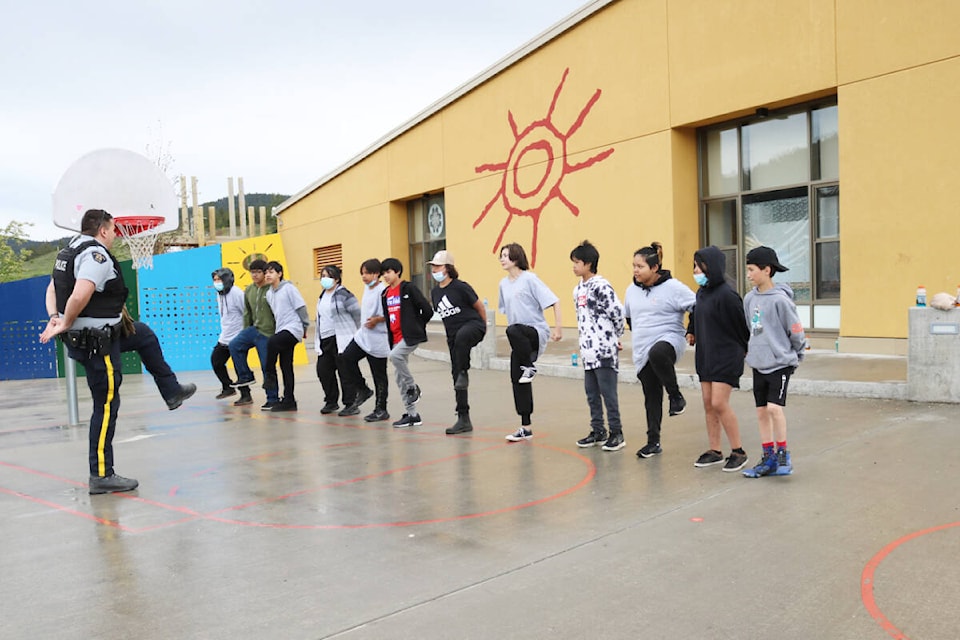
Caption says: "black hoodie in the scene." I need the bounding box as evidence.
[688,246,750,386]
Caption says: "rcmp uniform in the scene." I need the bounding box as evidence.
[52,235,128,480]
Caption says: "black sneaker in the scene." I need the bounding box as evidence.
[637,443,662,458]
[722,450,749,472]
[694,449,724,467]
[393,413,422,428]
[271,399,298,412]
[354,386,374,408]
[233,394,253,406]
[454,372,469,391]
[216,388,236,400]
[668,394,686,416]
[601,432,626,451]
[166,383,197,410]
[231,376,255,388]
[505,427,533,442]
[89,473,139,495]
[405,385,422,405]
[518,366,537,384]
[364,408,390,422]
[445,414,473,435]
[260,400,279,411]
[576,431,607,448]
[338,404,360,417]
[320,403,339,415]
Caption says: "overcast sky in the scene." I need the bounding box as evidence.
[0,0,589,240]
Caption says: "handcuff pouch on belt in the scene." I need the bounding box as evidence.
[62,325,117,356]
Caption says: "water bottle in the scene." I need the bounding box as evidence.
[916,285,927,307]
[571,353,578,367]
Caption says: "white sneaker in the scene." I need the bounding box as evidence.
[518,366,537,384]
[505,427,533,442]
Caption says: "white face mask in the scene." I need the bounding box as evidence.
[320,277,335,290]
[431,271,446,283]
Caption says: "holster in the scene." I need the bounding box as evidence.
[62,325,117,356]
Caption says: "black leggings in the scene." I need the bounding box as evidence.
[506,324,540,425]
[637,340,681,444]
[340,339,389,411]
[265,330,300,402]
[448,321,486,415]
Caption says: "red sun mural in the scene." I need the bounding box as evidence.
[473,68,614,266]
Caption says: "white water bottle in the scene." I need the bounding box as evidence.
[916,285,927,307]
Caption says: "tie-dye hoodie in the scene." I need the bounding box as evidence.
[573,274,625,370]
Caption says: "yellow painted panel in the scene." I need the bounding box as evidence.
[667,0,837,125]
[281,151,389,229]
[220,234,308,366]
[837,0,960,84]
[387,116,444,200]
[839,58,960,338]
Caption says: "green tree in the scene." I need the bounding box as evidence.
[0,221,34,282]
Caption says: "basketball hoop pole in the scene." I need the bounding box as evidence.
[65,357,81,426]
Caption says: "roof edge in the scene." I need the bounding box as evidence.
[274,0,616,216]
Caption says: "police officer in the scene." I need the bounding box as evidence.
[40,209,138,495]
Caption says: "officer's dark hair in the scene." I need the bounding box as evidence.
[381,257,403,276]
[500,243,530,271]
[570,240,599,274]
[248,259,268,272]
[321,264,342,282]
[80,209,113,236]
[266,260,284,280]
[360,258,382,275]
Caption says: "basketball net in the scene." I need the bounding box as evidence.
[114,216,164,269]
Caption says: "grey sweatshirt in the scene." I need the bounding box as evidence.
[266,280,309,339]
[742,282,807,373]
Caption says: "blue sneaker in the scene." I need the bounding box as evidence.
[743,450,778,478]
[774,449,793,475]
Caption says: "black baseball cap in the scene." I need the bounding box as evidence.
[746,246,789,272]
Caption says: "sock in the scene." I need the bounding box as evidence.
[762,442,775,455]
[776,441,787,451]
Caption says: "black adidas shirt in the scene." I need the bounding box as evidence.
[431,279,484,338]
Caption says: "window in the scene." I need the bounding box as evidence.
[313,244,342,278]
[407,194,445,296]
[698,99,839,329]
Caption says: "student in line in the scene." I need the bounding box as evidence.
[380,258,434,428]
[427,250,487,435]
[686,246,750,472]
[263,261,309,412]
[623,242,696,459]
[741,246,807,478]
[497,242,562,442]
[570,241,626,452]
[228,259,277,408]
[211,268,245,400]
[314,265,362,416]
[339,259,391,422]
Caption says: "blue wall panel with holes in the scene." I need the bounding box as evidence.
[0,276,57,379]
[136,245,222,372]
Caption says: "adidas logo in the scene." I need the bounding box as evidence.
[436,295,461,319]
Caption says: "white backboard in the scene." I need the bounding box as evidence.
[52,148,179,233]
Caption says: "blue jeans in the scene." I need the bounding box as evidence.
[228,326,278,403]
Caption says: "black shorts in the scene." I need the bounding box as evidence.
[752,367,794,407]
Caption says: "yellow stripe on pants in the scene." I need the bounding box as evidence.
[96,354,116,477]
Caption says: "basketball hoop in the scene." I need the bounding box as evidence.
[114,215,165,269]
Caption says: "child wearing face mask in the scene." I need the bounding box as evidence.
[315,265,361,416]
[427,250,487,435]
[338,259,392,422]
[211,268,246,400]
[685,246,751,472]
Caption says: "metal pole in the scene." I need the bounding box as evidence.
[65,356,80,426]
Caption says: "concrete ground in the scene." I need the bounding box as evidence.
[1,335,956,640]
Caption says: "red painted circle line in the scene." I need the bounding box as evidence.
[861,520,960,639]
[504,124,565,212]
[192,441,597,530]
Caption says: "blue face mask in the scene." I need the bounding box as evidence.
[693,273,708,287]
[320,277,335,290]
[213,281,224,291]
[431,271,447,283]
[366,278,380,288]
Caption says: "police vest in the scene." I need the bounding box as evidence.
[52,240,129,319]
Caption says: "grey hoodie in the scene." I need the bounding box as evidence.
[742,282,807,374]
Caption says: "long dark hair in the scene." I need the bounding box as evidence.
[500,243,530,271]
[634,242,663,269]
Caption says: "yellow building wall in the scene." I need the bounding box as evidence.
[275,0,960,346]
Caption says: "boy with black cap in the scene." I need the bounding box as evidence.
[742,246,807,478]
